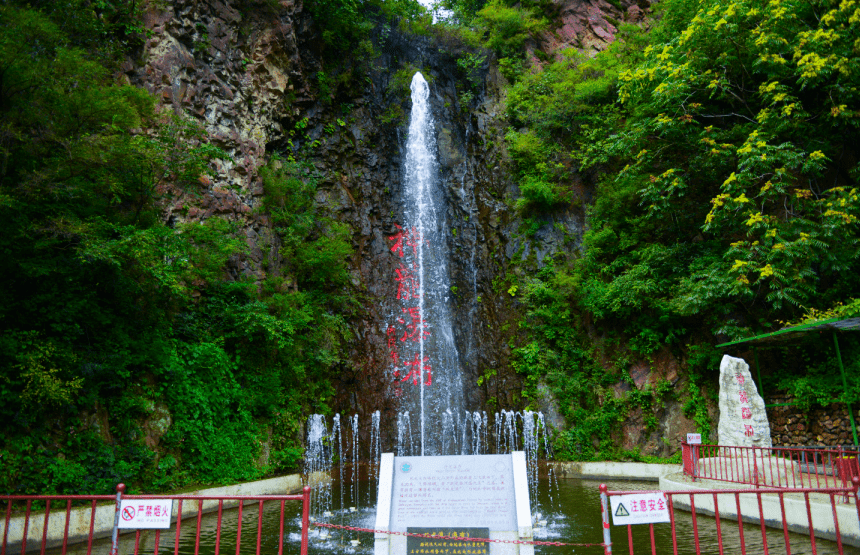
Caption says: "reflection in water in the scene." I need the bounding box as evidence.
[48,479,858,555]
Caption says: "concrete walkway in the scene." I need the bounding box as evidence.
[551,461,678,482]
[660,471,860,547]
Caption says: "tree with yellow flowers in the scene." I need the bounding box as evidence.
[570,0,860,339]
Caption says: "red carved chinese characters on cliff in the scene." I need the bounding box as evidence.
[386,224,432,388]
[398,307,430,343]
[400,353,432,386]
[388,225,422,259]
[394,265,420,301]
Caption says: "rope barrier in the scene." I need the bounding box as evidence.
[310,522,606,548]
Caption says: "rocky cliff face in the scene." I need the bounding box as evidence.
[129,0,703,456]
[535,0,651,56]
[128,0,545,446]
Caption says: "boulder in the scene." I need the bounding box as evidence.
[717,355,772,448]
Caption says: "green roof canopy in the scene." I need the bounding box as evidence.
[716,317,860,348]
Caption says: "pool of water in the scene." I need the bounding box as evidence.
[50,479,857,555]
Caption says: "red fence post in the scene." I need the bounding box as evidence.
[109,484,125,555]
[300,486,311,555]
[853,477,860,525]
[682,442,692,478]
[694,444,700,479]
[600,484,612,555]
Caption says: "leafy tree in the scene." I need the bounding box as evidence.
[0,3,355,493]
[580,0,860,326]
[475,0,548,80]
[501,0,860,454]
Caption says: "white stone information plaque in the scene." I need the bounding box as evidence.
[389,455,517,532]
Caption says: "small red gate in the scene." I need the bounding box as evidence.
[1,485,310,555]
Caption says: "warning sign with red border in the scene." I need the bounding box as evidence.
[609,493,670,525]
[118,500,173,529]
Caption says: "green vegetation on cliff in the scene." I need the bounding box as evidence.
[0,2,354,494]
[463,0,860,458]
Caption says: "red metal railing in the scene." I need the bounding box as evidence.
[1,485,310,555]
[681,443,860,494]
[599,478,860,555]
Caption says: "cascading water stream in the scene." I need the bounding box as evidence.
[302,72,558,539]
[367,410,381,507]
[350,413,359,515]
[394,72,464,455]
[304,415,333,522]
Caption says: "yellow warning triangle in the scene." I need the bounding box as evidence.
[615,503,630,517]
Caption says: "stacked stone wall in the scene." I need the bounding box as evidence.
[767,394,858,446]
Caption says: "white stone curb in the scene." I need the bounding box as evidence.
[551,461,679,482]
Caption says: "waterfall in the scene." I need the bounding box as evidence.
[390,72,464,455]
[368,410,381,506]
[305,410,555,519]
[304,415,333,519]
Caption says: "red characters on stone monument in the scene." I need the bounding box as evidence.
[738,390,749,403]
[744,424,755,437]
[741,407,752,419]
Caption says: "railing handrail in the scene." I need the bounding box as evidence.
[686,442,860,454]
[1,485,312,555]
[599,477,860,555]
[604,480,860,496]
[0,494,305,501]
[681,441,860,496]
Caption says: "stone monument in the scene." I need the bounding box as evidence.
[717,354,772,448]
[374,453,534,555]
[696,355,799,485]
